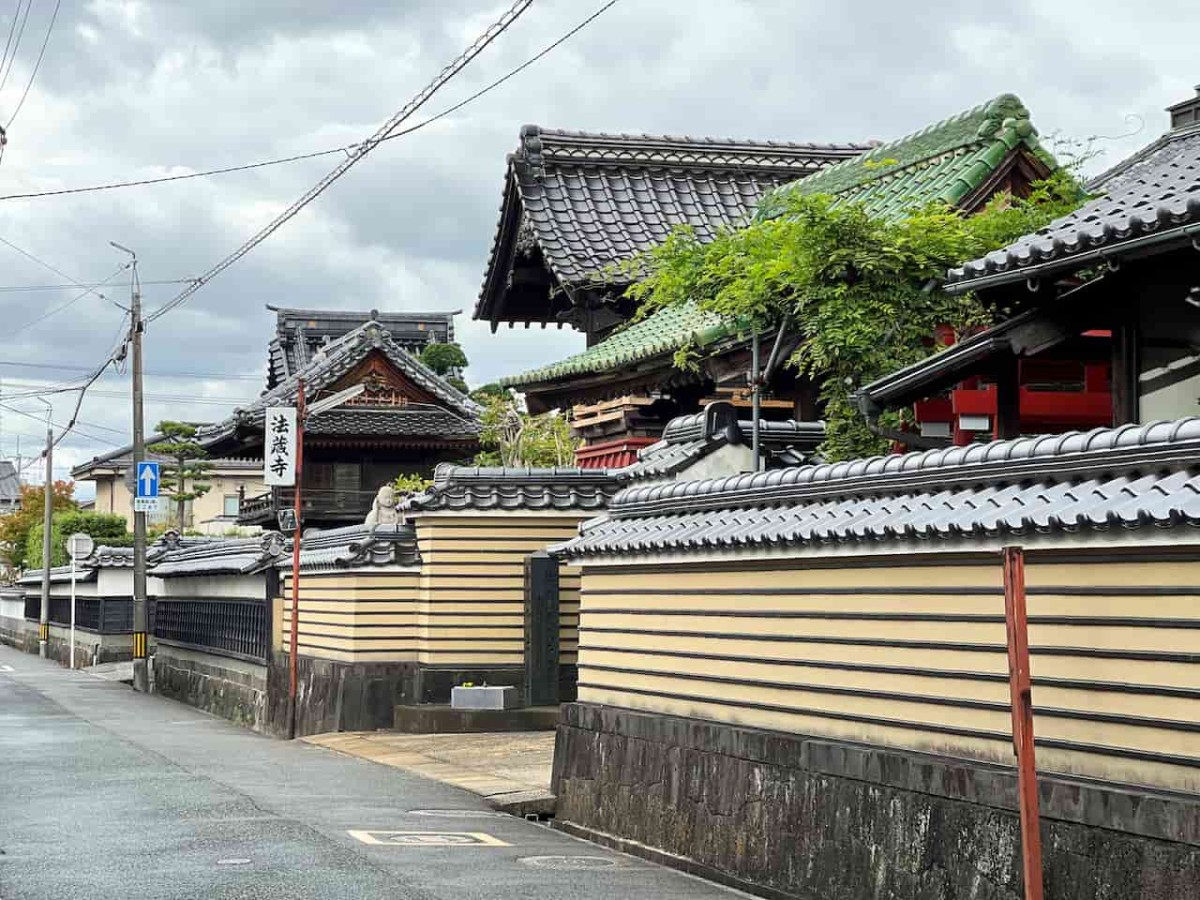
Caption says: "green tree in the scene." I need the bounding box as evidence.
[0,481,76,572]
[470,382,506,403]
[624,171,1087,460]
[474,391,578,467]
[419,342,469,376]
[147,421,213,529]
[392,472,434,497]
[26,511,130,569]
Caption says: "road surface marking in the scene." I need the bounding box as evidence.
[0,665,14,672]
[348,830,509,847]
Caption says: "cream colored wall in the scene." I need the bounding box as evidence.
[82,470,264,529]
[414,514,584,670]
[279,569,420,663]
[574,556,1200,794]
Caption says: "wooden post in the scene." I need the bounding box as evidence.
[994,355,1021,440]
[1002,546,1044,900]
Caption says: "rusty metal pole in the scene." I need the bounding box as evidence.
[287,379,305,740]
[1002,545,1044,900]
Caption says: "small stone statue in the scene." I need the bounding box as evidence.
[365,484,400,527]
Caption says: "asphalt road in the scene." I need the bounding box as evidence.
[0,645,739,900]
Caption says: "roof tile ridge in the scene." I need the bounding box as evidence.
[607,418,1200,517]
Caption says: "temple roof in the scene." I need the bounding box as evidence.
[276,524,420,572]
[151,534,284,578]
[554,419,1200,559]
[475,126,870,329]
[265,305,456,390]
[505,94,1053,394]
[199,320,480,450]
[948,121,1200,292]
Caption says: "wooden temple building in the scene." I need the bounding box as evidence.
[200,312,480,529]
[859,87,1200,442]
[479,96,1074,465]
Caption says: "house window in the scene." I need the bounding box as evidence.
[223,494,240,517]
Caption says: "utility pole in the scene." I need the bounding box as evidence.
[113,242,149,690]
[38,413,52,659]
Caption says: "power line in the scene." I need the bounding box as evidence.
[5,0,61,128]
[0,278,194,293]
[11,264,127,336]
[145,0,536,324]
[0,358,263,380]
[0,0,30,96]
[0,233,129,312]
[0,1,22,82]
[0,0,621,204]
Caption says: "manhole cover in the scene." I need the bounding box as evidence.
[519,856,619,870]
[407,809,507,820]
[216,858,252,866]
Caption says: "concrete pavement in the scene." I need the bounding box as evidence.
[0,644,741,900]
[304,730,556,817]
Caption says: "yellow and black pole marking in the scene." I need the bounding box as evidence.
[39,623,49,642]
[132,631,148,659]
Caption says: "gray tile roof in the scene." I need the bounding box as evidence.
[475,127,871,324]
[276,524,420,572]
[948,124,1200,291]
[620,410,825,481]
[555,419,1200,559]
[200,319,479,447]
[265,306,457,390]
[406,463,622,513]
[151,534,285,578]
[17,565,97,585]
[303,406,479,442]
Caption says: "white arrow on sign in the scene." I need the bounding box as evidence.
[140,466,157,493]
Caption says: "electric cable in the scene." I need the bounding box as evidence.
[0,0,31,96]
[145,0,535,324]
[0,0,621,204]
[5,0,61,128]
[0,1,23,82]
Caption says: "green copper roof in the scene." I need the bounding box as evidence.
[764,93,1054,220]
[501,302,737,387]
[506,94,1053,390]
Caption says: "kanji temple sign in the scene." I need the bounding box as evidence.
[263,407,297,486]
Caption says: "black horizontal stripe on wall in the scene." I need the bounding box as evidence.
[418,649,524,657]
[281,583,418,592]
[579,643,1200,699]
[284,629,414,642]
[417,636,523,644]
[580,608,1200,629]
[582,663,1200,734]
[294,641,412,655]
[282,597,418,605]
[577,682,1200,771]
[289,622,417,630]
[420,585,524,593]
[582,586,1003,597]
[578,627,1200,664]
[1026,586,1200,596]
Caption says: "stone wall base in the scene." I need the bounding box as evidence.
[553,702,1200,900]
[152,645,268,731]
[411,663,577,705]
[265,653,419,737]
[1,619,130,668]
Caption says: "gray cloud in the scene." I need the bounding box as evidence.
[0,0,1192,486]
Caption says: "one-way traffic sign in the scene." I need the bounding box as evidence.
[134,461,161,514]
[136,461,160,498]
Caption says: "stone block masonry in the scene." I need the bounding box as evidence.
[553,703,1200,900]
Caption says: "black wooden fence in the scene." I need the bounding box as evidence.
[24,595,133,633]
[153,598,270,663]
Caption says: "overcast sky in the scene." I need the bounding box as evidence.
[0,0,1194,490]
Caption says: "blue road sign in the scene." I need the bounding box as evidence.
[136,461,160,498]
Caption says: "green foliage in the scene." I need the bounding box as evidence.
[0,481,76,571]
[419,341,469,376]
[147,421,212,527]
[26,511,129,570]
[469,382,506,402]
[625,171,1088,460]
[474,391,579,467]
[392,472,434,496]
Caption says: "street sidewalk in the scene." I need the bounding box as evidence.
[303,730,557,817]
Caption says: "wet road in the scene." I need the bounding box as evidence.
[0,645,738,900]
